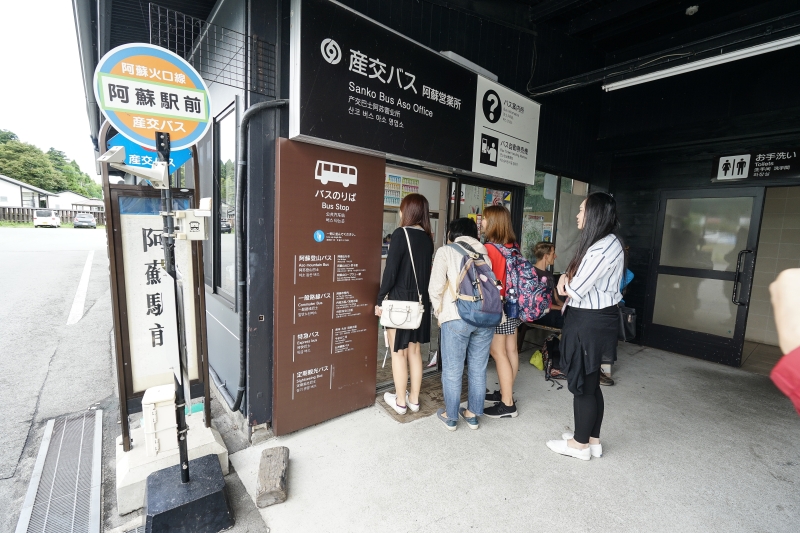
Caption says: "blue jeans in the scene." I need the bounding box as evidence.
[440,319,494,420]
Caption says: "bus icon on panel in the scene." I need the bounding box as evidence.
[315,160,358,187]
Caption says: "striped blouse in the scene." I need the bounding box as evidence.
[564,234,625,310]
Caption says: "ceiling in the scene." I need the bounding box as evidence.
[106,1,798,59]
[523,0,796,56]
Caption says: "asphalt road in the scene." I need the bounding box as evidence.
[0,227,114,532]
[0,227,266,533]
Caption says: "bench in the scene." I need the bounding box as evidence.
[517,322,561,353]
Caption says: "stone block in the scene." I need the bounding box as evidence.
[256,446,289,508]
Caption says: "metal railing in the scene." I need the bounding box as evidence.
[149,3,276,97]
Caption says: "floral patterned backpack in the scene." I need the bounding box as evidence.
[488,243,551,323]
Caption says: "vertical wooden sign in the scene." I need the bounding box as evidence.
[273,139,384,435]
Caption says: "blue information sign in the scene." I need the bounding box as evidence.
[108,134,191,175]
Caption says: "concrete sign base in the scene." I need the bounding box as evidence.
[115,414,228,515]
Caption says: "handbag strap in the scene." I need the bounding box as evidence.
[402,227,423,304]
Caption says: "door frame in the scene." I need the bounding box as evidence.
[375,169,457,393]
[643,186,765,367]
[451,175,526,240]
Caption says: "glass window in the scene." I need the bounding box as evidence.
[215,105,237,300]
[459,183,512,241]
[554,177,589,273]
[652,274,737,338]
[22,191,36,208]
[659,197,753,272]
[520,171,557,263]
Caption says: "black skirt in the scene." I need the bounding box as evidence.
[560,305,619,395]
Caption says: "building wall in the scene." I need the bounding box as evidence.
[0,180,21,206]
[601,45,800,342]
[49,191,103,210]
[198,0,247,399]
[746,186,800,346]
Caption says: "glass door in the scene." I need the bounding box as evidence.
[457,180,523,240]
[376,168,452,391]
[644,187,764,366]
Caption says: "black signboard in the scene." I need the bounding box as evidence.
[290,0,478,170]
[713,149,800,181]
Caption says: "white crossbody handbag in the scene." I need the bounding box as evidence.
[380,227,425,330]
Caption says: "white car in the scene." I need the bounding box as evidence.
[33,209,61,228]
[315,160,358,187]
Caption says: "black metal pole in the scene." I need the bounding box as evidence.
[156,131,190,484]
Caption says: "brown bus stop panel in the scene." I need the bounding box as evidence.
[273,138,385,435]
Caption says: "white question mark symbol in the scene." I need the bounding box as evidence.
[487,94,499,120]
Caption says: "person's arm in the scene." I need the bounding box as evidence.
[769,269,800,415]
[485,244,505,285]
[770,268,800,354]
[548,274,564,308]
[376,230,404,308]
[428,248,448,318]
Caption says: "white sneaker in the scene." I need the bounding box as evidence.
[383,392,407,415]
[562,432,602,458]
[546,439,591,461]
[405,392,420,413]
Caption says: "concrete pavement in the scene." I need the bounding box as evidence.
[3,226,798,532]
[230,342,800,533]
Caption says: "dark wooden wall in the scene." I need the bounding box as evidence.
[601,45,800,335]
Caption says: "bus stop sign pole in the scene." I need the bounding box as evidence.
[155,131,191,484]
[143,132,233,532]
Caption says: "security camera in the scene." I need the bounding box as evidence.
[97,146,170,189]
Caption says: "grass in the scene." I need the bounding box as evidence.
[0,220,33,228]
[0,220,105,229]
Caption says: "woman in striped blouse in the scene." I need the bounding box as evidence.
[546,192,625,461]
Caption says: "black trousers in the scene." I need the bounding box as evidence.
[573,370,604,444]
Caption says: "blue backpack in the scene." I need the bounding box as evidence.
[448,242,503,328]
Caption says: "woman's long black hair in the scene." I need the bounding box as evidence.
[565,192,625,279]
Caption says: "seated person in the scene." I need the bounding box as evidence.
[516,242,563,354]
[531,241,564,329]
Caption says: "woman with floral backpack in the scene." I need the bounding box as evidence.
[482,205,522,419]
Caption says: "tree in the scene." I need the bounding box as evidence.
[0,140,67,192]
[0,129,18,144]
[0,130,102,198]
[46,148,102,198]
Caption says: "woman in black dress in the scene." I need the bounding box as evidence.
[375,194,434,415]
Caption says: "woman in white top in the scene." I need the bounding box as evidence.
[546,192,625,461]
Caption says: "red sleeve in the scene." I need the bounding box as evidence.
[771,346,800,416]
[485,244,507,296]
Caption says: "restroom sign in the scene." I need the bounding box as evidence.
[94,43,212,151]
[716,154,750,180]
[714,149,800,181]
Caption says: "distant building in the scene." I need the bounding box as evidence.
[48,190,105,212]
[0,174,53,208]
